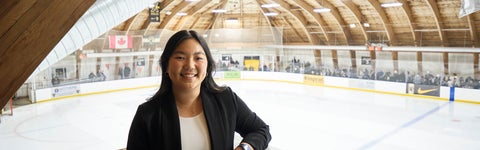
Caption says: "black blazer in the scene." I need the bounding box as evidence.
[127,87,271,150]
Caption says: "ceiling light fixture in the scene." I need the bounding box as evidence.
[261,3,280,8]
[349,23,356,28]
[363,23,370,27]
[381,2,403,8]
[264,12,278,16]
[212,9,227,13]
[176,12,188,16]
[313,8,331,13]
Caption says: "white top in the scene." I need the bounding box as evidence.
[179,112,211,150]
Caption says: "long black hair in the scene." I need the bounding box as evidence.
[150,30,225,101]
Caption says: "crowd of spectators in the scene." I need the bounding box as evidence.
[281,57,480,90]
[214,57,480,90]
[303,66,480,89]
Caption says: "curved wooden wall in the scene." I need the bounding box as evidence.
[0,0,95,108]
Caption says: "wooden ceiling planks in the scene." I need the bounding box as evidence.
[1,0,478,108]
[113,0,480,47]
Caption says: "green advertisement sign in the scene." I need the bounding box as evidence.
[224,71,241,79]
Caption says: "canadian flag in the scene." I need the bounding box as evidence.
[109,35,133,49]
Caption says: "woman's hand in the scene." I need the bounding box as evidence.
[235,142,253,150]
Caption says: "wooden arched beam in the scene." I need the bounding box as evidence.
[0,0,95,108]
[124,12,143,34]
[314,0,353,45]
[253,1,278,44]
[158,1,190,29]
[206,0,228,30]
[174,0,214,30]
[187,14,203,29]
[367,0,396,46]
[426,0,448,46]
[141,11,152,31]
[141,21,153,36]
[280,15,307,43]
[467,15,479,47]
[341,1,368,42]
[160,0,175,8]
[139,8,151,30]
[156,1,190,40]
[291,10,313,43]
[186,2,223,29]
[174,16,193,30]
[291,0,331,45]
[397,0,418,46]
[205,1,228,43]
[269,0,313,44]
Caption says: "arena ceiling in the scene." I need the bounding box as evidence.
[1,0,480,109]
[112,0,480,48]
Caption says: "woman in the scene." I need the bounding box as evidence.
[127,30,271,150]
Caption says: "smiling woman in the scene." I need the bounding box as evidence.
[167,38,208,94]
[127,30,271,150]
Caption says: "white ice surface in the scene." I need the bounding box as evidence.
[1,80,480,150]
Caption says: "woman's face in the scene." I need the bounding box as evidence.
[167,38,208,92]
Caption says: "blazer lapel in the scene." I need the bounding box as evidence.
[159,93,182,149]
[201,90,226,150]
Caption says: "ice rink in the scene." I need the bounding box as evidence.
[1,80,480,150]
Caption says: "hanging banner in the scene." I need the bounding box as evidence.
[109,35,133,49]
[149,2,161,22]
[459,0,480,18]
